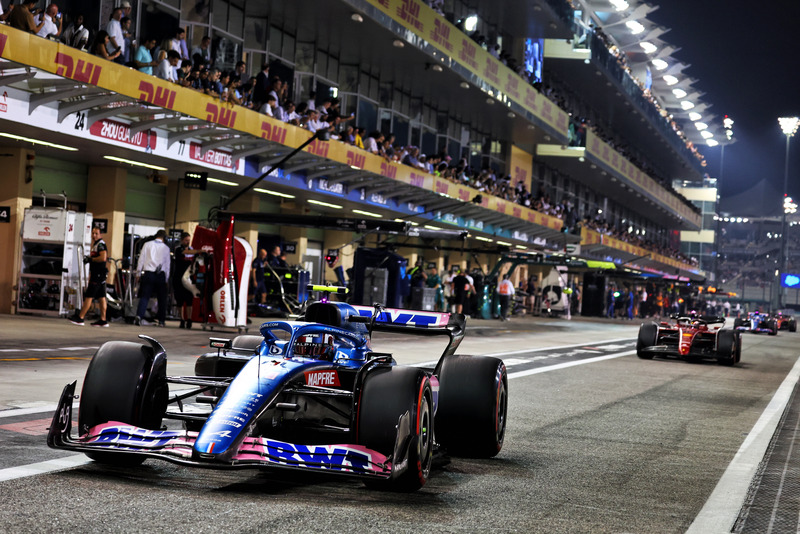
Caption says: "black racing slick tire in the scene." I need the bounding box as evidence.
[716,330,739,366]
[734,318,743,329]
[768,320,778,336]
[231,335,264,352]
[791,321,797,333]
[435,355,508,458]
[356,367,433,491]
[78,341,168,465]
[637,323,658,359]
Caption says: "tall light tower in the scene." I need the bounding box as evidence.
[778,116,799,309]
[714,115,734,286]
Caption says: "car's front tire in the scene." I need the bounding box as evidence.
[637,323,658,359]
[79,340,168,465]
[357,367,433,491]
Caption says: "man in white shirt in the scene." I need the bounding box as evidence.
[497,273,515,321]
[105,7,123,58]
[306,109,328,134]
[155,50,180,82]
[136,229,172,326]
[35,3,62,39]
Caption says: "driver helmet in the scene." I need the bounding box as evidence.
[294,332,335,360]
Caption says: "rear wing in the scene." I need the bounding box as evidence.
[351,305,466,365]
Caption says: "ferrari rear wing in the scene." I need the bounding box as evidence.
[351,305,465,362]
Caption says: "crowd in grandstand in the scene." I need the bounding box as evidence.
[5,2,697,267]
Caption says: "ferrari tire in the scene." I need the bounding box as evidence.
[79,341,168,465]
[716,330,738,366]
[636,323,658,359]
[436,355,507,458]
[357,367,433,491]
[791,321,797,333]
[231,335,264,352]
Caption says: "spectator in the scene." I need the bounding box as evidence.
[191,35,211,65]
[61,13,85,48]
[8,0,45,34]
[169,27,185,56]
[119,16,132,64]
[67,227,109,327]
[354,127,364,149]
[135,229,171,327]
[0,1,12,23]
[268,245,287,268]
[35,3,62,40]
[234,60,250,86]
[363,131,383,154]
[305,90,316,111]
[155,50,180,82]
[134,37,158,75]
[204,68,221,97]
[91,30,121,61]
[252,62,270,109]
[105,7,123,59]
[176,59,193,85]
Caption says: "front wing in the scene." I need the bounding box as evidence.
[47,382,409,481]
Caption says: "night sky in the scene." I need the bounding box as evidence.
[648,0,800,215]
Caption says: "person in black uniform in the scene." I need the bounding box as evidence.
[69,226,109,327]
[173,231,200,328]
[451,268,471,315]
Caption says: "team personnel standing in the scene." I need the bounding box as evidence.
[173,231,200,329]
[136,229,171,326]
[251,248,268,305]
[497,273,515,321]
[68,226,109,327]
[451,268,471,315]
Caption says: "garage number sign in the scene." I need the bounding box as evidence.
[0,206,9,223]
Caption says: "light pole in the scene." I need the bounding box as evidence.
[714,116,735,286]
[777,117,799,309]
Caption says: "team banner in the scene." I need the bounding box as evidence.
[585,131,701,228]
[582,227,697,272]
[364,0,569,137]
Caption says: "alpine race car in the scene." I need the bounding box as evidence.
[734,311,778,335]
[47,290,507,491]
[636,315,741,365]
[771,310,797,332]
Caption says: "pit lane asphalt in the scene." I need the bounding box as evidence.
[0,313,797,533]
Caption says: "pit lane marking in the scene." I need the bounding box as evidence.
[0,455,92,483]
[0,347,98,352]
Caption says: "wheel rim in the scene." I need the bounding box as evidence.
[496,381,507,444]
[418,395,431,460]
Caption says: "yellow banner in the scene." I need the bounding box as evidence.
[509,145,533,192]
[0,26,564,238]
[365,0,569,137]
[585,131,701,228]
[581,227,694,271]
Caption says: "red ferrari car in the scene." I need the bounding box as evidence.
[636,315,741,366]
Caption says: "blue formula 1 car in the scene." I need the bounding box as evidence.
[47,292,508,491]
[734,311,777,336]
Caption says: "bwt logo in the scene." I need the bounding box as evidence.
[138,80,176,108]
[346,151,365,168]
[307,139,329,158]
[206,103,237,127]
[380,162,397,179]
[261,121,287,144]
[430,20,453,51]
[55,52,101,85]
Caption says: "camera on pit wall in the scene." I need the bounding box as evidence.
[325,249,339,268]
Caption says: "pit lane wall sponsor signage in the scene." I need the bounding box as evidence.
[585,131,702,229]
[581,227,696,272]
[90,119,156,149]
[0,26,559,236]
[364,0,569,137]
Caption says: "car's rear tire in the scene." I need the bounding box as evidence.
[79,341,168,465]
[357,367,433,491]
[790,321,797,333]
[716,330,738,366]
[734,318,743,329]
[637,323,658,359]
[435,355,507,458]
